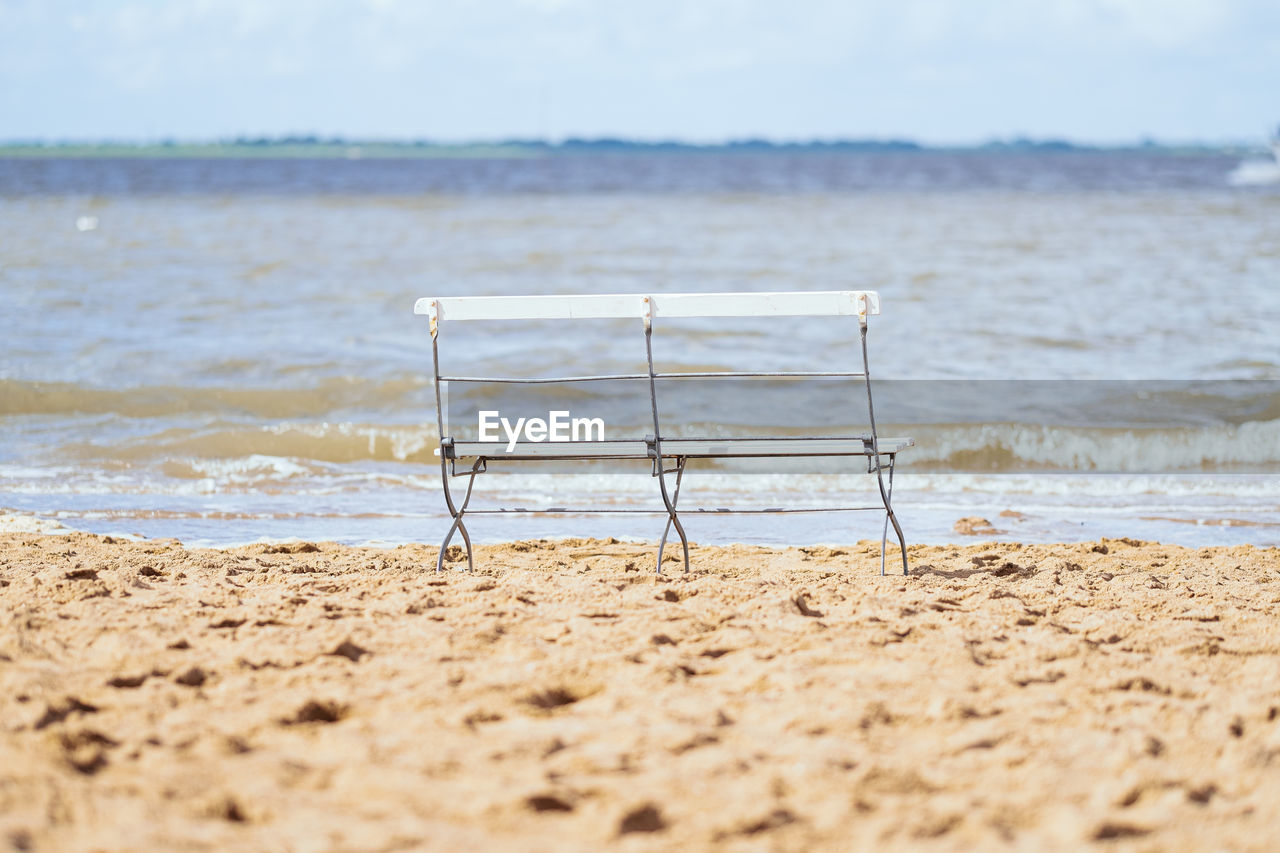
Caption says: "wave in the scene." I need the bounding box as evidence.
[10,377,1280,475]
[11,379,1280,424]
[0,376,432,418]
[60,423,443,467]
[26,418,1280,474]
[902,421,1280,472]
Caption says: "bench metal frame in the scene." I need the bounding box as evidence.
[415,291,911,575]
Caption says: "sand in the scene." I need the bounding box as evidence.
[2,533,1279,851]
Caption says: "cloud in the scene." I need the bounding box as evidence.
[0,0,1275,140]
[1094,0,1228,49]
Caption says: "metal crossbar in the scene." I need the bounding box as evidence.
[417,291,911,575]
[463,506,889,514]
[437,371,867,383]
[440,437,914,461]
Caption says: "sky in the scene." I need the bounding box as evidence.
[0,0,1276,144]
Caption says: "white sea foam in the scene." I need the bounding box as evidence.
[463,470,1280,500]
[1227,159,1280,186]
[182,454,317,481]
[0,511,73,535]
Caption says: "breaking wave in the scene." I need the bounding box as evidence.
[0,377,432,419]
[25,418,1280,474]
[904,421,1280,472]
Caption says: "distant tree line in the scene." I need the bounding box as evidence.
[212,135,1096,153]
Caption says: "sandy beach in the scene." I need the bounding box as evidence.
[1,533,1278,851]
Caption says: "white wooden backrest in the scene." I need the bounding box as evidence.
[414,291,880,330]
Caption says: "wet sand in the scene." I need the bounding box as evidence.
[2,533,1279,851]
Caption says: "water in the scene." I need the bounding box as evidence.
[2,152,1279,548]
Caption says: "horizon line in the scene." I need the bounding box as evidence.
[0,133,1267,152]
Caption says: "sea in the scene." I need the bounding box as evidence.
[2,150,1279,549]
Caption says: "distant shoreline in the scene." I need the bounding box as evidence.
[0,138,1260,159]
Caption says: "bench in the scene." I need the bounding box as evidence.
[415,291,912,574]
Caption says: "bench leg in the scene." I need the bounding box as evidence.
[655,456,690,575]
[876,453,908,576]
[437,458,482,573]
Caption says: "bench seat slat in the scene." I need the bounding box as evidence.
[415,291,880,322]
[441,436,914,460]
